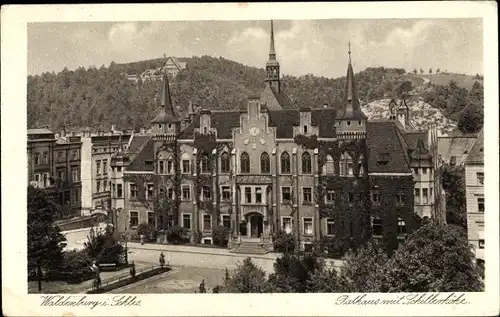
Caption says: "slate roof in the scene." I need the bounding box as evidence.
[465,128,484,164]
[437,135,477,164]
[269,86,296,109]
[151,73,179,124]
[366,121,411,173]
[126,137,155,172]
[311,108,337,138]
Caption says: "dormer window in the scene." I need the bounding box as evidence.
[358,121,362,126]
[203,127,208,134]
[168,124,172,129]
[303,125,308,134]
[347,121,351,126]
[376,153,389,165]
[159,124,162,129]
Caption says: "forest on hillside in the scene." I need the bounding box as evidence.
[27,55,483,133]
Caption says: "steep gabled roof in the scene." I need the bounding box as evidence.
[126,137,154,172]
[366,121,412,173]
[311,108,337,138]
[268,109,300,139]
[151,72,179,124]
[465,128,484,164]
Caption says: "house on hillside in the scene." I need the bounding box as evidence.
[161,57,188,78]
[113,21,444,255]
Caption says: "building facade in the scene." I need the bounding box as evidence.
[116,22,437,253]
[27,128,82,216]
[465,129,484,261]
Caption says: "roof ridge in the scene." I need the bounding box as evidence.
[127,136,154,171]
[393,122,411,168]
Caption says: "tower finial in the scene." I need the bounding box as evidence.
[348,38,352,63]
[163,53,167,59]
[269,20,276,59]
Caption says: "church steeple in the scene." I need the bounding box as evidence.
[340,41,366,120]
[266,20,280,93]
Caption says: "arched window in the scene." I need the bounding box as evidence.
[200,153,210,173]
[302,152,311,174]
[220,152,230,173]
[241,152,250,174]
[260,152,270,174]
[281,152,290,174]
[358,155,364,176]
[324,155,334,174]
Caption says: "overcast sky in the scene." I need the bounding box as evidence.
[28,19,483,78]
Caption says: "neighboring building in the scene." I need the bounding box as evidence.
[161,56,188,78]
[437,133,478,166]
[79,129,132,216]
[27,128,82,216]
[465,129,484,261]
[53,131,82,215]
[118,21,429,254]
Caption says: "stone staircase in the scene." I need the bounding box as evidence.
[230,241,269,255]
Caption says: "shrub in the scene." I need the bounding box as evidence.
[192,229,202,244]
[166,225,189,244]
[273,231,295,253]
[317,236,347,259]
[212,226,230,247]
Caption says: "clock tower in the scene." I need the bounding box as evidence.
[266,20,280,93]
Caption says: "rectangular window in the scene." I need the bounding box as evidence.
[43,152,48,165]
[203,214,212,231]
[112,184,116,198]
[96,160,101,175]
[159,161,165,174]
[35,153,40,165]
[302,187,312,204]
[167,160,173,174]
[413,167,418,176]
[57,169,64,181]
[117,184,123,198]
[203,238,212,245]
[147,183,154,199]
[282,187,291,202]
[103,159,108,175]
[325,190,335,204]
[450,156,457,166]
[183,214,192,229]
[221,186,231,201]
[414,188,421,204]
[222,215,231,230]
[129,211,139,227]
[478,239,484,249]
[96,181,101,193]
[245,187,252,203]
[282,216,292,233]
[148,212,155,226]
[182,160,190,174]
[477,172,484,185]
[422,167,427,175]
[372,191,382,205]
[395,193,404,206]
[103,180,108,192]
[422,188,428,204]
[182,185,191,200]
[167,188,174,200]
[372,218,383,236]
[73,189,79,203]
[430,188,433,203]
[397,218,406,235]
[255,187,262,203]
[57,151,63,162]
[347,162,353,176]
[303,217,313,235]
[348,192,354,203]
[117,166,122,173]
[339,162,344,176]
[73,150,79,160]
[130,183,137,199]
[34,173,40,184]
[202,186,211,201]
[477,198,485,212]
[326,218,335,235]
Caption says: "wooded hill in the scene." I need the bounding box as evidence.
[27,55,483,133]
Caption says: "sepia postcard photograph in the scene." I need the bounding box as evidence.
[1,2,499,316]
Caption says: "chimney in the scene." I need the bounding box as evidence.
[323,103,328,108]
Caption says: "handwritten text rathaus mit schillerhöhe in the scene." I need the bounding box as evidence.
[335,293,469,305]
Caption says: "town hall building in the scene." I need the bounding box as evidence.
[112,21,442,253]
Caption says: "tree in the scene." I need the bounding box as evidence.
[265,253,323,293]
[420,68,424,75]
[223,258,267,293]
[199,279,207,293]
[307,265,341,292]
[457,104,483,134]
[395,80,413,98]
[212,226,230,247]
[429,68,433,74]
[440,164,467,229]
[28,186,67,291]
[383,224,483,292]
[159,252,166,268]
[338,242,388,292]
[413,68,418,75]
[436,68,440,74]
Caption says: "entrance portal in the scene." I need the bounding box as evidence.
[248,213,263,238]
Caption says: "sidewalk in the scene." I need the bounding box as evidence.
[128,242,280,260]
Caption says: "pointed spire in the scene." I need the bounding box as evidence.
[269,20,276,60]
[339,41,367,121]
[345,42,356,103]
[151,55,179,124]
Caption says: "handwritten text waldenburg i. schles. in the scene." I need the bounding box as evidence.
[40,295,141,309]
